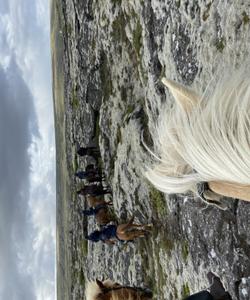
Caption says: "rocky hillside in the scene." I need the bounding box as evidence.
[52,1,250,299]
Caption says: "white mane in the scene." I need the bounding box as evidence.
[85,280,116,300]
[85,281,101,300]
[146,67,250,195]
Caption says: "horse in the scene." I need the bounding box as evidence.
[75,164,104,183]
[116,218,152,241]
[77,184,111,197]
[85,279,153,300]
[85,217,152,244]
[84,196,114,226]
[77,146,100,157]
[75,170,104,183]
[86,195,111,207]
[145,68,250,205]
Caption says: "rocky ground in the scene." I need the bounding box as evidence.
[52,1,250,299]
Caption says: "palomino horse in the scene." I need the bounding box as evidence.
[145,69,250,204]
[86,196,113,226]
[85,279,153,300]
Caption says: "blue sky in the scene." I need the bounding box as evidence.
[0,0,55,299]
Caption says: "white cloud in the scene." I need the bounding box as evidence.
[0,0,56,299]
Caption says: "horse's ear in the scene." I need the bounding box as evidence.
[96,279,105,290]
[161,78,201,112]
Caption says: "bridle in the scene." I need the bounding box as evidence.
[102,285,149,295]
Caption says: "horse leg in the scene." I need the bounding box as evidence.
[116,216,135,233]
[116,230,146,241]
[117,223,152,241]
[208,181,250,202]
[127,223,153,232]
[130,230,147,239]
[117,223,132,234]
[116,219,137,237]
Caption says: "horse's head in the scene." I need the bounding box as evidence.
[85,279,153,300]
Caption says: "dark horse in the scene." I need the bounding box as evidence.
[81,196,113,226]
[77,146,100,160]
[77,185,111,197]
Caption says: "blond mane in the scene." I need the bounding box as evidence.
[146,67,250,195]
[85,281,101,300]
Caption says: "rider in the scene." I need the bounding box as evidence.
[85,224,121,244]
[81,203,107,216]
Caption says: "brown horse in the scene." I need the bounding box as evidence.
[116,217,152,241]
[85,217,152,244]
[85,279,153,300]
[86,196,113,226]
[77,185,111,197]
[87,196,111,207]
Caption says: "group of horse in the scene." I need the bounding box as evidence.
[76,150,152,244]
[75,149,154,300]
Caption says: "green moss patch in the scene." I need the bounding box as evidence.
[133,21,143,57]
[242,11,250,25]
[149,185,167,217]
[111,13,127,43]
[181,283,190,299]
[80,240,88,257]
[100,52,113,102]
[181,240,189,263]
[116,126,122,144]
[215,37,226,52]
[72,85,79,110]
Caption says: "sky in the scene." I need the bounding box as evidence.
[0,0,56,299]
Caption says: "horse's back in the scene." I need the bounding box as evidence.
[87,195,104,207]
[96,208,112,225]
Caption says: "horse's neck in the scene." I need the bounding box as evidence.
[96,286,146,300]
[109,288,136,300]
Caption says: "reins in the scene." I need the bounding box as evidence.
[102,285,147,294]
